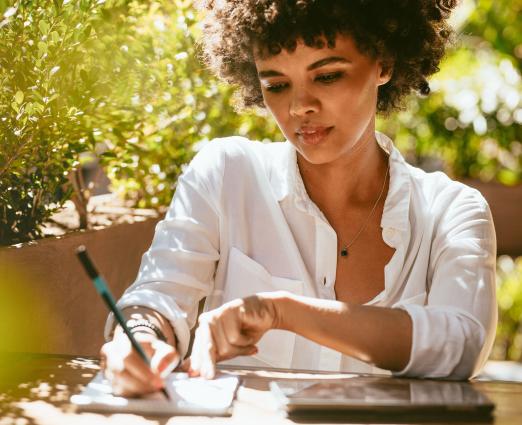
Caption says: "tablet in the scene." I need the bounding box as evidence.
[270,375,494,420]
[71,371,240,416]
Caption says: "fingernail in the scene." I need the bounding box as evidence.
[204,368,214,379]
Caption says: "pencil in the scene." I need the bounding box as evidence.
[75,245,170,400]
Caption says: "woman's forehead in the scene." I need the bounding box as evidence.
[254,34,362,67]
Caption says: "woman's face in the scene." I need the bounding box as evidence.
[255,34,391,165]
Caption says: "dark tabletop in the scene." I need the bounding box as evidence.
[1,352,521,425]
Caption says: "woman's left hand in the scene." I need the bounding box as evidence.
[187,293,281,379]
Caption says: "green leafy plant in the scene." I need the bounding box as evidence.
[378,0,521,185]
[463,0,521,70]
[0,0,283,244]
[0,0,115,244]
[493,256,522,361]
[89,0,282,208]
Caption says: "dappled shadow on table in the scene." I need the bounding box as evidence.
[1,354,521,425]
[0,353,167,425]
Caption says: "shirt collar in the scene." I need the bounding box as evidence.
[270,131,411,232]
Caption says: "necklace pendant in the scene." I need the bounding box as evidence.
[340,246,348,257]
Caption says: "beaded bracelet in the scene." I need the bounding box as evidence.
[126,318,167,342]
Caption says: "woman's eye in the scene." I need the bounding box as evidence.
[315,72,344,83]
[265,82,288,93]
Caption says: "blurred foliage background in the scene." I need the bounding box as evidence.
[0,0,282,243]
[0,0,521,361]
[495,256,522,361]
[378,0,522,184]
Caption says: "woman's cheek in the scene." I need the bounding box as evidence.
[265,98,291,127]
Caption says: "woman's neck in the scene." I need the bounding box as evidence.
[297,127,389,215]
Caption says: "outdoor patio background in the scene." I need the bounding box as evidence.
[1,0,521,362]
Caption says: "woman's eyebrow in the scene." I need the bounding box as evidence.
[258,69,285,78]
[257,56,351,78]
[307,56,351,70]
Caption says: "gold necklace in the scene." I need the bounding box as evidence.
[339,163,389,257]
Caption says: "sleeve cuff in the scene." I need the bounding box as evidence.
[392,303,485,379]
[103,288,192,361]
[391,303,419,378]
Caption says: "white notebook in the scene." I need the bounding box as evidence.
[71,371,240,416]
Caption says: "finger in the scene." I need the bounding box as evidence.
[113,330,158,359]
[178,358,191,372]
[99,344,108,372]
[189,324,206,374]
[151,340,180,378]
[112,369,157,397]
[221,307,255,347]
[104,335,162,389]
[103,341,126,374]
[238,302,263,329]
[210,318,233,362]
[213,316,254,361]
[200,324,217,380]
[191,321,216,379]
[241,296,274,332]
[129,332,158,358]
[219,344,258,362]
[122,350,164,390]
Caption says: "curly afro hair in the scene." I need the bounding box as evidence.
[197,0,459,114]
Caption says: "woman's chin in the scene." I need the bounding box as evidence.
[295,147,337,165]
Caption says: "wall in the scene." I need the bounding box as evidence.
[463,180,522,257]
[0,217,161,356]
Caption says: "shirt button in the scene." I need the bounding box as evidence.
[383,228,395,239]
[323,277,327,286]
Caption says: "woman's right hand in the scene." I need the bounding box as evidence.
[100,328,179,397]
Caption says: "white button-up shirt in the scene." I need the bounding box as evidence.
[105,132,497,379]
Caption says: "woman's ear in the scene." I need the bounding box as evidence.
[377,60,393,86]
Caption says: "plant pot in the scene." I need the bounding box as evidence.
[462,179,522,257]
[0,216,162,356]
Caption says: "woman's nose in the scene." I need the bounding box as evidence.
[289,89,320,117]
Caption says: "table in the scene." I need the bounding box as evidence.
[1,353,522,425]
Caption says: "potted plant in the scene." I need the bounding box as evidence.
[0,0,163,356]
[0,0,282,356]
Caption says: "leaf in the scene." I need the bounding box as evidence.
[37,41,47,57]
[101,151,117,158]
[51,31,60,43]
[24,103,33,115]
[38,20,49,35]
[80,0,90,12]
[33,103,45,114]
[83,25,92,40]
[14,91,24,104]
[79,69,89,83]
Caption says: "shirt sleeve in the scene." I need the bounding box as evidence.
[394,185,498,380]
[104,141,225,360]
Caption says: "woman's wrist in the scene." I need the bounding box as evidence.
[127,318,168,342]
[120,306,177,347]
[259,290,294,331]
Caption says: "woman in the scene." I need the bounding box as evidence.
[101,0,497,397]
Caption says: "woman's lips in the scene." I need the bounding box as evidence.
[296,126,333,145]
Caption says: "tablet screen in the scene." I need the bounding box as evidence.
[270,376,494,411]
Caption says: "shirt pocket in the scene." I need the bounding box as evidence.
[223,246,304,369]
